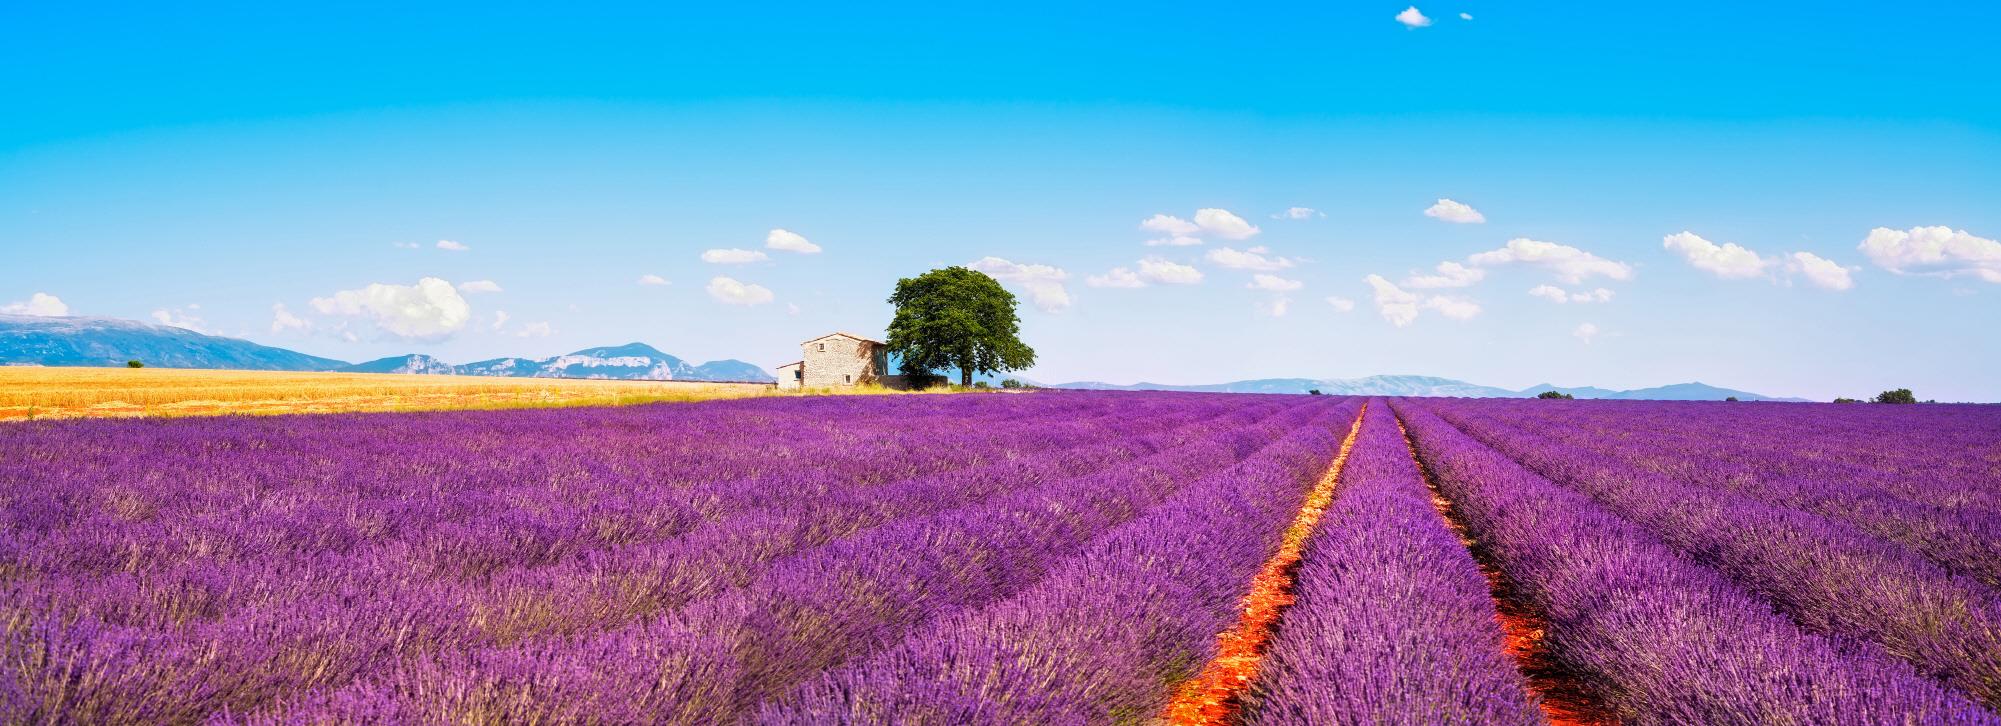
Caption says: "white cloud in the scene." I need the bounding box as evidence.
[1,292,69,317]
[1206,246,1295,271]
[1194,208,1261,240]
[1086,267,1147,288]
[766,228,822,254]
[270,303,310,333]
[516,321,553,338]
[309,277,472,340]
[1423,198,1485,224]
[1259,298,1292,317]
[457,280,503,293]
[1144,235,1205,247]
[637,274,670,286]
[1140,214,1200,237]
[1274,207,1323,220]
[1662,231,1773,279]
[392,241,421,250]
[1325,296,1356,312]
[1459,12,1473,20]
[705,276,775,306]
[786,303,801,315]
[150,307,207,333]
[1788,252,1856,291]
[1404,260,1486,288]
[966,257,1073,311]
[1574,322,1601,344]
[702,248,770,264]
[1858,226,2001,283]
[436,240,469,252]
[1138,257,1204,285]
[1528,284,1614,304]
[1396,6,1433,27]
[1248,274,1304,292]
[1468,238,1633,284]
[491,310,511,332]
[1365,274,1481,326]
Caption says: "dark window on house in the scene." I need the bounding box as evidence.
[794,369,803,380]
[818,343,825,351]
[844,374,851,383]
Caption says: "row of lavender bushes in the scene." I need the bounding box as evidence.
[1243,402,1543,725]
[1391,400,1992,723]
[1,392,1314,723]
[754,399,1363,723]
[1426,400,2001,711]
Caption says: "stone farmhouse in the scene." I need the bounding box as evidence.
[776,332,891,390]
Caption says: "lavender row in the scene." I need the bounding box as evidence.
[1448,400,2001,590]
[0,392,1307,723]
[756,400,1364,724]
[1245,403,1542,725]
[246,396,1352,723]
[1391,400,1991,723]
[1427,400,2001,710]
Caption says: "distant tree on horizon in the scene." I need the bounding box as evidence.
[886,267,1036,387]
[1874,388,1917,404]
[1834,397,1862,404]
[1536,390,1574,400]
[126,359,143,368]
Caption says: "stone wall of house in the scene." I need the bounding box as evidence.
[801,335,884,387]
[776,362,804,390]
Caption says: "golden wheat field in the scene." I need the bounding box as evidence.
[0,367,793,421]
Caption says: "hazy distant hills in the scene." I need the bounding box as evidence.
[1,315,775,383]
[1052,374,1807,402]
[0,314,347,371]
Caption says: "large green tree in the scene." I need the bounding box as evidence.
[885,267,1036,386]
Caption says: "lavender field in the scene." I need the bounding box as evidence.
[4,392,2000,724]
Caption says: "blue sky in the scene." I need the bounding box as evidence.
[4,2,1999,400]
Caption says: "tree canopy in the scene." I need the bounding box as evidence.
[1874,388,1917,404]
[885,267,1036,386]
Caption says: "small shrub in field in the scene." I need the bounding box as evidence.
[126,360,144,368]
[1874,389,1917,404]
[1536,390,1574,400]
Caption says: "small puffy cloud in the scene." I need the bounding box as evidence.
[967,257,1073,311]
[1857,226,2001,283]
[1140,214,1200,237]
[1365,274,1481,326]
[1259,298,1292,317]
[309,277,472,340]
[1574,322,1601,344]
[637,274,670,286]
[766,228,822,254]
[491,310,511,332]
[1460,12,1473,20]
[706,276,775,306]
[702,248,770,264]
[150,307,208,333]
[1144,235,1205,247]
[515,321,553,338]
[1787,252,1857,291]
[1206,246,1295,271]
[457,280,503,293]
[1138,257,1204,285]
[1469,238,1634,284]
[1274,207,1323,220]
[1248,274,1304,292]
[2,292,69,317]
[1662,231,1773,279]
[1194,208,1261,240]
[1086,267,1147,288]
[392,241,421,250]
[436,239,469,252]
[271,303,310,333]
[1423,198,1485,224]
[1396,6,1433,27]
[1326,296,1356,312]
[1528,285,1614,304]
[1404,260,1486,288]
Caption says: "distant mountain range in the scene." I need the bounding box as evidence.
[0,315,775,383]
[1051,374,1808,402]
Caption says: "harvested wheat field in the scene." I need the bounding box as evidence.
[0,367,780,421]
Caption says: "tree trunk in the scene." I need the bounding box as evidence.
[961,366,972,386]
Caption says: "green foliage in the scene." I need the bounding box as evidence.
[886,267,1036,386]
[1000,378,1025,389]
[1536,390,1574,400]
[1306,389,1323,396]
[126,360,144,368]
[1873,388,1917,404]
[1725,396,1739,401]
[1834,397,1862,404]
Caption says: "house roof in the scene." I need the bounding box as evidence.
[775,360,804,368]
[802,331,885,345]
